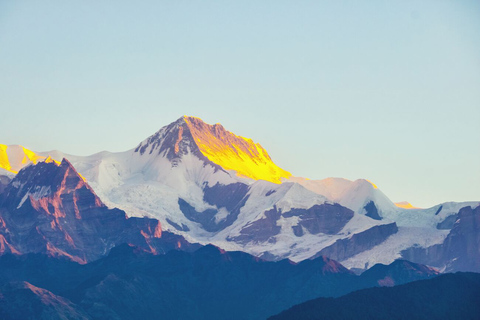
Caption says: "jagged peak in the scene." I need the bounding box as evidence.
[4,158,102,210]
[23,157,85,188]
[134,116,291,183]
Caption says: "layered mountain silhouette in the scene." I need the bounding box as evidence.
[269,272,480,320]
[0,243,440,320]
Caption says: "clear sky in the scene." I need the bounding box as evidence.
[1,1,479,207]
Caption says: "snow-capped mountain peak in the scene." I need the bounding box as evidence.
[5,158,103,212]
[134,116,291,184]
[134,116,199,160]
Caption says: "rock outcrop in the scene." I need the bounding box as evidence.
[401,205,480,272]
[0,159,197,263]
[310,222,398,261]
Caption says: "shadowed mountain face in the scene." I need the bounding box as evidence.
[269,272,480,320]
[230,203,357,244]
[0,281,89,320]
[0,245,440,320]
[0,160,197,263]
[0,175,10,195]
[401,205,480,272]
[358,259,439,287]
[310,222,399,262]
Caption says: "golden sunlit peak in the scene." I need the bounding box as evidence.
[0,144,63,175]
[182,115,203,122]
[394,201,420,209]
[21,146,44,165]
[366,179,378,189]
[44,156,61,166]
[0,144,16,173]
[0,144,45,174]
[182,116,292,184]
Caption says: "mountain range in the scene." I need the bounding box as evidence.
[1,116,477,272]
[0,115,478,318]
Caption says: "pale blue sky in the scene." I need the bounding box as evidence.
[1,1,479,207]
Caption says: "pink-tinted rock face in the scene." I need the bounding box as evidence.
[0,159,195,263]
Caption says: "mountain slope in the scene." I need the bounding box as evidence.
[401,205,480,272]
[269,272,480,320]
[358,259,439,287]
[0,246,356,320]
[0,281,90,320]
